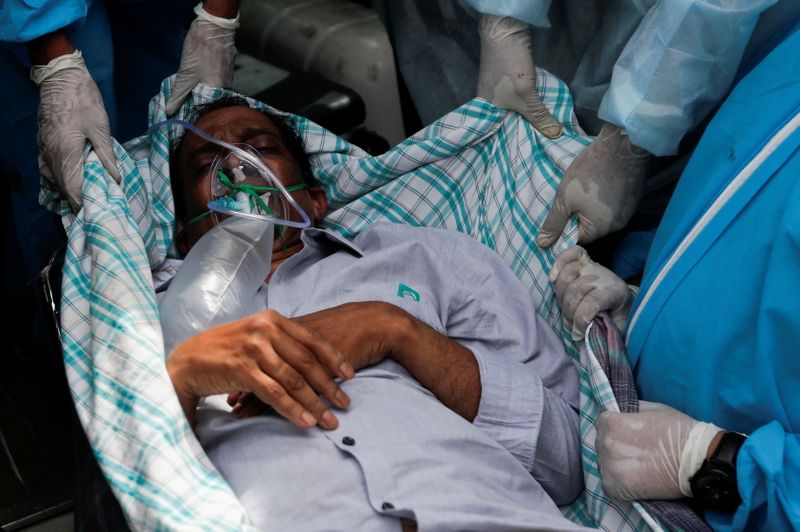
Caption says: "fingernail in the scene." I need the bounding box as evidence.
[339,362,355,379]
[321,410,338,429]
[335,389,350,407]
[542,125,563,139]
[301,411,317,427]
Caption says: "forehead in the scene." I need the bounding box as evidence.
[183,105,283,152]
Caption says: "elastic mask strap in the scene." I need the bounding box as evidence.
[187,210,213,227]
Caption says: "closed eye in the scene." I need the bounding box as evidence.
[256,145,282,156]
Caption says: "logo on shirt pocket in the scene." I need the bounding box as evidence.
[397,283,420,302]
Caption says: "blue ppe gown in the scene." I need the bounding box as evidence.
[0,0,89,42]
[626,26,800,531]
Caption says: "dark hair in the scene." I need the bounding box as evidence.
[170,96,316,223]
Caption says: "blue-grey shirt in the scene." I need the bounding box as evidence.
[195,223,583,531]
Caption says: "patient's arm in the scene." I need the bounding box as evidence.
[293,289,582,503]
[166,310,355,429]
[436,232,583,504]
[291,301,481,421]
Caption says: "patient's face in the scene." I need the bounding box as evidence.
[175,105,327,270]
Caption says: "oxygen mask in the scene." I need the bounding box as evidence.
[148,118,312,229]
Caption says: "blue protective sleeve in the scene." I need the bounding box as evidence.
[458,0,552,27]
[599,0,776,156]
[707,423,800,531]
[0,0,89,43]
[627,24,800,532]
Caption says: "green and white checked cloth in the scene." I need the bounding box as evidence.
[42,70,661,530]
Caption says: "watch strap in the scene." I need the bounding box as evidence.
[690,431,747,513]
[712,431,747,468]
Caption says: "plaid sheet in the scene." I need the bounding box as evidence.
[42,69,662,530]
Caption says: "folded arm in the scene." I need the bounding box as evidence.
[291,301,481,420]
[319,234,586,504]
[233,290,582,506]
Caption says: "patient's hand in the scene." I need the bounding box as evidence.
[290,302,409,371]
[295,301,481,421]
[233,301,481,422]
[166,310,354,429]
[226,302,406,420]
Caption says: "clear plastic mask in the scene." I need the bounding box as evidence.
[208,143,297,223]
[148,118,312,229]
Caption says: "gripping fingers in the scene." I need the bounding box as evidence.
[576,212,603,244]
[61,138,87,211]
[88,122,121,183]
[571,289,604,340]
[165,69,196,116]
[550,246,586,282]
[537,189,572,248]
[525,93,563,139]
[561,274,599,319]
[553,261,582,303]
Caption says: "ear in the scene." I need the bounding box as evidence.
[307,187,328,224]
[176,226,192,257]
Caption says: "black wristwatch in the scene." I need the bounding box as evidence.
[689,431,747,513]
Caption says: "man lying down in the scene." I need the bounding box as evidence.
[160,97,586,530]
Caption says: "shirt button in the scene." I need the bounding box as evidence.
[381,502,395,511]
[342,436,355,446]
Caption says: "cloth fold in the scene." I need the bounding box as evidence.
[583,314,711,531]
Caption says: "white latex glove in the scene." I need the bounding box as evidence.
[537,123,651,248]
[477,14,563,139]
[597,401,724,501]
[165,3,239,116]
[33,50,120,211]
[550,246,634,340]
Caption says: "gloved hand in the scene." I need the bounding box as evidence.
[165,3,239,116]
[550,246,633,340]
[33,50,120,211]
[597,401,724,501]
[537,123,651,248]
[477,14,562,139]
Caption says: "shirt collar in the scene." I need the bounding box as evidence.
[299,226,365,258]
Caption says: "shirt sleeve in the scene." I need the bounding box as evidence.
[706,421,800,531]
[1,1,88,43]
[441,231,582,502]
